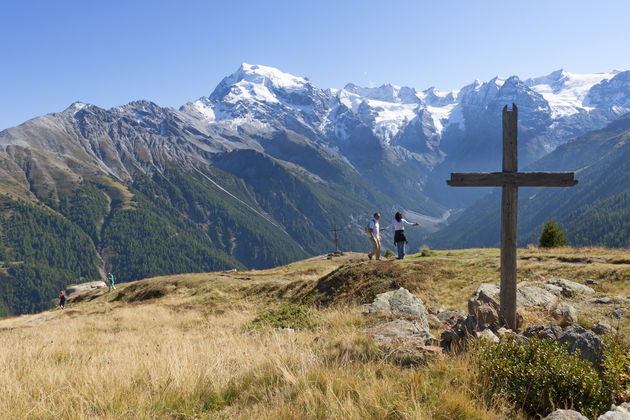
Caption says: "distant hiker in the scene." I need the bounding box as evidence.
[108,272,116,291]
[383,211,420,259]
[58,290,67,310]
[367,212,382,260]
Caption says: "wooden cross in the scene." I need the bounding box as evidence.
[446,104,578,330]
[329,223,343,253]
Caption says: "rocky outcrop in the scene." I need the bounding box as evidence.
[558,325,603,365]
[366,288,435,347]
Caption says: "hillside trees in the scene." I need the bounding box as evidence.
[0,198,101,315]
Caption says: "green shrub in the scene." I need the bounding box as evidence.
[539,220,568,248]
[601,334,630,404]
[249,304,319,330]
[384,249,394,258]
[478,337,608,418]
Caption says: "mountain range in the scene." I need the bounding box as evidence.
[1,63,629,315]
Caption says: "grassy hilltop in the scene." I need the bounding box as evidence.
[0,247,629,419]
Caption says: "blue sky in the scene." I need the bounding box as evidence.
[1,0,629,130]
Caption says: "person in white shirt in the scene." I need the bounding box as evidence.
[367,212,382,260]
[383,211,420,259]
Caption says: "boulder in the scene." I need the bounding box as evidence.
[553,302,578,325]
[65,281,107,295]
[518,286,558,309]
[471,283,557,310]
[468,300,499,325]
[598,403,630,419]
[543,409,588,420]
[585,278,598,286]
[369,287,428,329]
[592,321,612,335]
[546,278,595,294]
[365,319,435,346]
[558,325,603,365]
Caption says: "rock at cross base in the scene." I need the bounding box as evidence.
[369,287,429,329]
[468,299,499,325]
[543,409,588,420]
[558,325,603,365]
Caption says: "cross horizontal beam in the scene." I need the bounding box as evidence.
[447,172,578,187]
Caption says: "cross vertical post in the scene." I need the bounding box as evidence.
[501,105,518,329]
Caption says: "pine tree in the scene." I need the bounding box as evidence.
[539,220,568,248]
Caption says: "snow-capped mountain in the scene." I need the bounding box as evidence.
[179,64,630,207]
[3,63,630,212]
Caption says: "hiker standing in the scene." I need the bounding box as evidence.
[107,272,116,291]
[383,211,420,260]
[367,212,382,260]
[58,290,67,310]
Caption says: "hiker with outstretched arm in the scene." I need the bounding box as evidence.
[382,211,420,259]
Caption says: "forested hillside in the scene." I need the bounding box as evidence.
[0,151,399,315]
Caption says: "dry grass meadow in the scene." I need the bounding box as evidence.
[0,248,628,419]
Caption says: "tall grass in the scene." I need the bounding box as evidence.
[0,303,517,419]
